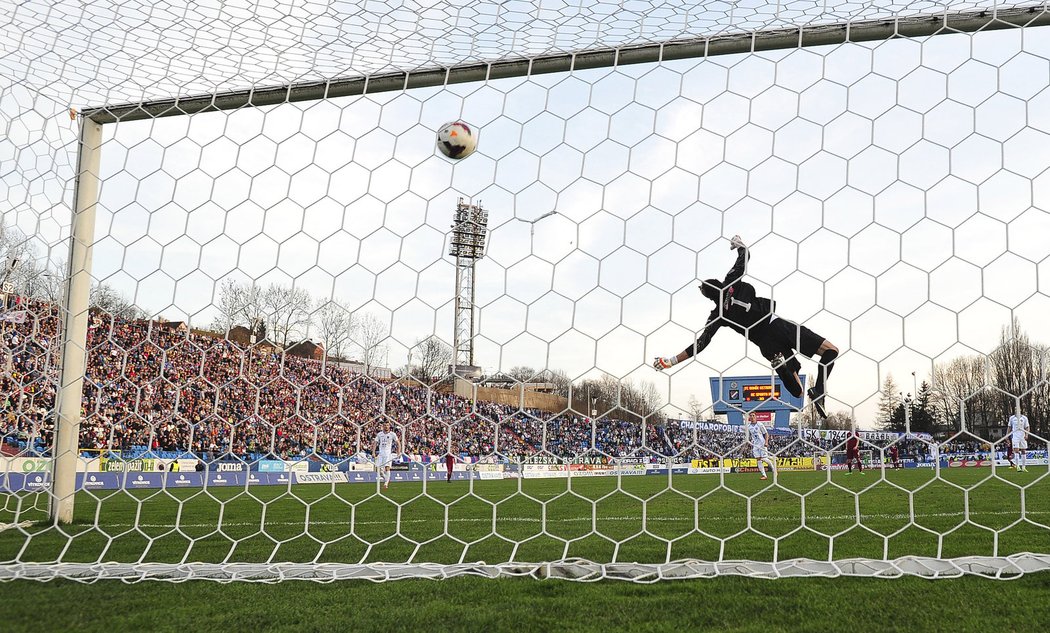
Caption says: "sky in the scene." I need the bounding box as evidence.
[2,1,1050,426]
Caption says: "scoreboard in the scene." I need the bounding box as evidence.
[743,384,780,402]
[708,374,807,428]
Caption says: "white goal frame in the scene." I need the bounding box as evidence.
[29,4,1050,582]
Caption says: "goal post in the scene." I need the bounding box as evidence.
[50,117,102,524]
[1,0,1049,583]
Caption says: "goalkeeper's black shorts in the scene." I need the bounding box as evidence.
[751,317,824,361]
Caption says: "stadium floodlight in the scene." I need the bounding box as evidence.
[449,198,488,378]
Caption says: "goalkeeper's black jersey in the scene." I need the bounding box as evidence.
[688,248,776,357]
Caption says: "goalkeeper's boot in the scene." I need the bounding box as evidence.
[770,353,805,399]
[807,387,827,420]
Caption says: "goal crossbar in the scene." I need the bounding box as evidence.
[82,5,1050,125]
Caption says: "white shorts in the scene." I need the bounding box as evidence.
[1012,437,1028,450]
[752,447,769,459]
[377,453,393,468]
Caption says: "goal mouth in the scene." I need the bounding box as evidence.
[3,0,1050,584]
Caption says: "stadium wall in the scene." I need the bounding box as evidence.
[453,378,568,413]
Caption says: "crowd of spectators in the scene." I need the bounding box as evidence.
[0,302,972,465]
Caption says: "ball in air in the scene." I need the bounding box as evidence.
[436,120,478,159]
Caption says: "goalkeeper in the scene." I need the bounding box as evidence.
[653,235,839,419]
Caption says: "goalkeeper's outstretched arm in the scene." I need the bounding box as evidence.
[653,312,722,370]
[723,236,749,287]
[653,235,747,371]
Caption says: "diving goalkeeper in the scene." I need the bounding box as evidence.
[653,235,839,419]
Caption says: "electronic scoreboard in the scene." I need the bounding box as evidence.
[742,384,780,402]
[708,374,806,428]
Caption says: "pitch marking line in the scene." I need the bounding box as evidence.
[74,509,1050,530]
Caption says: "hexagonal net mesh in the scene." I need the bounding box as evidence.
[2,1,1050,582]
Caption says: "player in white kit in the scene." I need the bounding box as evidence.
[746,413,777,481]
[1008,412,1030,472]
[374,422,400,489]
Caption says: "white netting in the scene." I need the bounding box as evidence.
[1,1,1050,582]
[4,1,1047,107]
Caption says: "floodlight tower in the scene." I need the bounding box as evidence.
[449,198,488,379]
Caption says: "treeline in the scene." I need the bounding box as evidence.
[213,279,463,382]
[0,224,161,321]
[878,319,1049,436]
[210,278,393,371]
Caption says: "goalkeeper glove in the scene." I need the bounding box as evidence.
[730,234,746,250]
[653,356,679,371]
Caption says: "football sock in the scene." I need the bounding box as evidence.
[773,357,805,398]
[814,349,838,393]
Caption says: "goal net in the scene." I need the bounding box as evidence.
[1,0,1050,582]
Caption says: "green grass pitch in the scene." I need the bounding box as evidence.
[2,467,1049,632]
[2,467,1048,565]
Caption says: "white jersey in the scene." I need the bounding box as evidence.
[1009,415,1029,440]
[375,431,398,456]
[747,422,767,448]
[748,422,768,458]
[1009,415,1029,449]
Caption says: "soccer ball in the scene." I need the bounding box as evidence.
[436,121,477,159]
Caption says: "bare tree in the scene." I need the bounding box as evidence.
[90,282,142,320]
[569,373,661,424]
[990,319,1050,436]
[313,299,354,360]
[351,312,388,377]
[930,319,1050,437]
[0,225,36,291]
[547,368,572,397]
[406,336,452,384]
[212,279,267,341]
[934,355,995,434]
[637,380,662,418]
[507,366,540,382]
[687,395,705,422]
[26,263,64,304]
[823,410,854,430]
[211,279,243,334]
[262,284,311,347]
[0,226,68,306]
[792,404,817,429]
